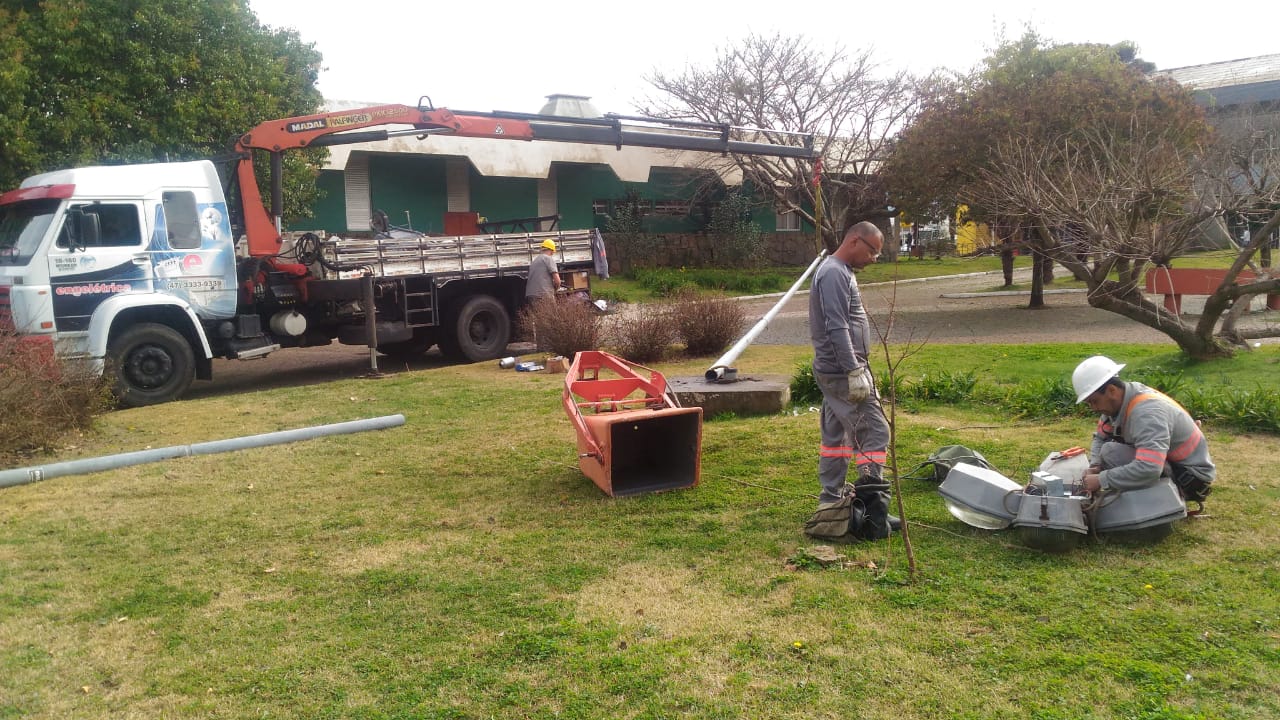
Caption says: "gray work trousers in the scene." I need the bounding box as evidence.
[1096,440,1208,496]
[815,370,891,504]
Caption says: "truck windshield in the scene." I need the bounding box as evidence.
[0,198,58,267]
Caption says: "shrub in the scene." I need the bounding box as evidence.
[1129,366,1188,396]
[1174,386,1216,424]
[516,296,601,359]
[1210,385,1280,434]
[670,291,747,357]
[1001,376,1084,419]
[589,287,627,306]
[790,361,820,406]
[630,268,699,297]
[707,189,765,268]
[627,266,794,297]
[790,362,900,407]
[877,370,907,405]
[902,370,978,403]
[606,303,676,364]
[1,331,110,462]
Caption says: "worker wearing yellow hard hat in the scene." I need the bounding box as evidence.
[526,237,563,302]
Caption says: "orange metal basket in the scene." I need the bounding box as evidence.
[562,351,702,497]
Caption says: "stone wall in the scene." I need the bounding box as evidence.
[603,232,823,274]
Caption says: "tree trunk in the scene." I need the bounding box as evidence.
[1084,281,1236,360]
[1040,254,1055,285]
[1001,236,1015,287]
[1029,250,1046,308]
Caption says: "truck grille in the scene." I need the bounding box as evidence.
[0,285,12,332]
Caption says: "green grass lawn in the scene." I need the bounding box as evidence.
[2,343,1277,719]
[595,248,1261,304]
[594,255,1036,303]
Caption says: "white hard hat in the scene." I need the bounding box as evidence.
[1072,355,1126,403]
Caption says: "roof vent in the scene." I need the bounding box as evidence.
[539,94,602,118]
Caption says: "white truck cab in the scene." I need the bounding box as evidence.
[3,158,600,407]
[0,160,236,403]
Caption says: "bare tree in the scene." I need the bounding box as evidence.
[640,33,924,251]
[972,114,1280,359]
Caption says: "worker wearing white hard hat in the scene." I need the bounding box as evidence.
[525,237,563,302]
[1072,355,1216,511]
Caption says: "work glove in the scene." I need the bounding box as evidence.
[846,366,874,404]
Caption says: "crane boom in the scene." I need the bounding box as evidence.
[234,100,817,257]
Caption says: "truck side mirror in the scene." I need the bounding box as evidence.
[64,207,100,252]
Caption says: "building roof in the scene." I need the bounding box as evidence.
[1157,54,1280,107]
[537,94,602,118]
[317,98,744,183]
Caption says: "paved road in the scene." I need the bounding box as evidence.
[188,268,1245,401]
[738,268,1178,347]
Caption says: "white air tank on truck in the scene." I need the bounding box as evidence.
[0,100,814,406]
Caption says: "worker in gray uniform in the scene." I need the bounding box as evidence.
[807,221,894,539]
[525,238,562,303]
[1072,355,1216,509]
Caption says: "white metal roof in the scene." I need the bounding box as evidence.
[1158,54,1280,89]
[1157,54,1280,106]
[318,99,745,183]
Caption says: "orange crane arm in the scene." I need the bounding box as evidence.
[233,100,816,257]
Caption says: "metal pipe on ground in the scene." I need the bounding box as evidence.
[0,414,407,490]
[705,250,827,382]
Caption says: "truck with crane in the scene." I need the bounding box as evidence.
[0,99,814,406]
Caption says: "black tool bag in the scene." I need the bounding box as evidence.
[1172,467,1212,513]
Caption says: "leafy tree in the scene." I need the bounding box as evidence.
[882,34,1180,303]
[706,187,765,267]
[641,33,923,252]
[928,37,1280,359]
[0,0,324,221]
[972,118,1280,358]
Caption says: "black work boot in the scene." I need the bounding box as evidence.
[853,476,893,540]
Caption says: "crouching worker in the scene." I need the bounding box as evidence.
[1072,355,1215,512]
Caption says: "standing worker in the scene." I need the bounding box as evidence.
[525,238,563,303]
[1072,355,1215,509]
[806,221,895,540]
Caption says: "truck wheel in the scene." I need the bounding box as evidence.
[107,323,195,407]
[440,295,510,362]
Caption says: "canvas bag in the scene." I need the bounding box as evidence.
[926,445,994,483]
[803,495,868,544]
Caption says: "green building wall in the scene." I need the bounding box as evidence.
[369,155,448,234]
[469,172,537,223]
[308,170,347,231]
[554,165,624,230]
[299,154,800,236]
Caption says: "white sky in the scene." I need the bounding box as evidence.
[248,0,1278,116]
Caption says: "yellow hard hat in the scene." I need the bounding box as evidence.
[541,239,557,251]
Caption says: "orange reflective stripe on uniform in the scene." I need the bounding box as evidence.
[855,450,887,466]
[1135,448,1166,464]
[1123,391,1189,424]
[1168,426,1204,462]
[820,445,853,458]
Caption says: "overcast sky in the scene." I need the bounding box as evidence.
[248,0,1277,116]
